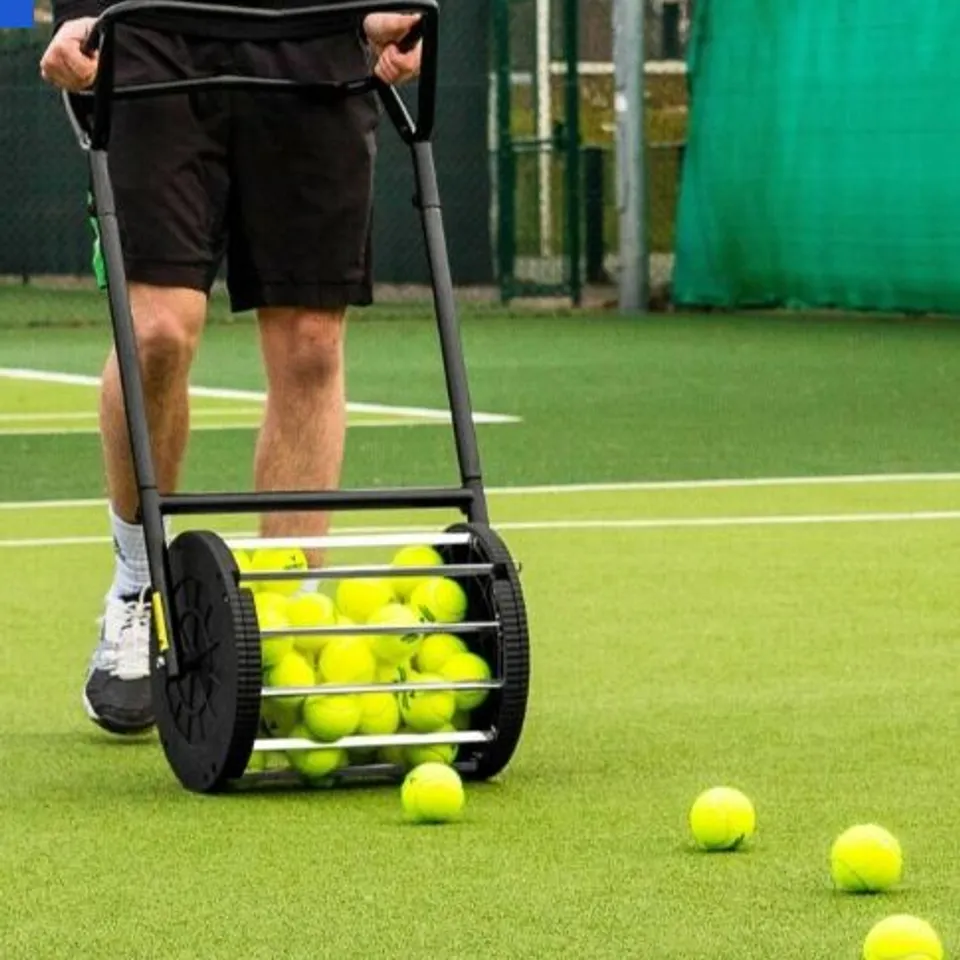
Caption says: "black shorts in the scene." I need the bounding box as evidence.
[106,25,381,312]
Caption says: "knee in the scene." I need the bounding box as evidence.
[262,309,345,394]
[131,287,204,383]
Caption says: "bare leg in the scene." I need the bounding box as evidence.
[100,284,207,522]
[254,308,347,562]
[85,283,206,736]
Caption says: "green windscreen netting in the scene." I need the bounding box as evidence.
[674,0,960,313]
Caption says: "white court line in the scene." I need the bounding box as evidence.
[0,407,263,422]
[4,472,960,512]
[4,510,960,548]
[0,366,520,425]
[0,418,451,437]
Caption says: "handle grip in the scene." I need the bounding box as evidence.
[70,0,438,149]
[81,1,428,56]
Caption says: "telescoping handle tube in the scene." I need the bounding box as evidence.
[70,0,438,149]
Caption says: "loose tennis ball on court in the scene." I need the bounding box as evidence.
[303,691,362,742]
[250,547,308,597]
[390,544,444,601]
[862,915,943,960]
[253,598,294,668]
[406,723,458,767]
[689,787,756,851]
[438,652,491,711]
[357,692,401,736]
[368,603,422,665]
[287,725,346,782]
[415,633,468,674]
[335,577,395,623]
[400,672,457,732]
[401,762,465,824]
[831,824,903,893]
[410,577,468,624]
[287,592,338,658]
[318,636,377,685]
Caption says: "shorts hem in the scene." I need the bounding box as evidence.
[125,260,215,293]
[230,281,374,314]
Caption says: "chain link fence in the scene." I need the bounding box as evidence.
[493,0,692,303]
[4,1,692,303]
[0,3,493,288]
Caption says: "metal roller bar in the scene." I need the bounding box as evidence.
[160,487,474,516]
[226,531,472,551]
[241,561,495,582]
[261,678,503,698]
[260,620,498,638]
[257,729,494,752]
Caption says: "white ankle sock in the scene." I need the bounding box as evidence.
[108,508,152,600]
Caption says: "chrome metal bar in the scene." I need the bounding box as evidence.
[259,621,497,638]
[256,729,494,752]
[261,678,502,698]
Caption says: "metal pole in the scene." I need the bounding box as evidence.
[536,0,553,258]
[614,0,648,313]
[563,0,581,305]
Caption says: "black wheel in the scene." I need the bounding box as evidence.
[152,530,262,794]
[439,522,530,781]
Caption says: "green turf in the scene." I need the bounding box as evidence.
[1,287,958,958]
[1,482,958,957]
[5,287,960,500]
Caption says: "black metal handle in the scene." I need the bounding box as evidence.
[69,0,438,148]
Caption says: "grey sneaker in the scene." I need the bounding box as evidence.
[83,590,155,735]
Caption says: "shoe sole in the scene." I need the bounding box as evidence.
[82,689,155,736]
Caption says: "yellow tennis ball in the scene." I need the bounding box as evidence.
[368,603,422,665]
[318,636,377,685]
[302,691,362,742]
[253,590,288,624]
[450,709,471,731]
[401,762,465,823]
[377,664,401,684]
[399,671,457,732]
[831,824,903,893]
[232,548,255,590]
[415,633,468,674]
[287,592,337,658]
[253,595,294,668]
[410,577,468,624]
[266,651,315,706]
[357,692,401,736]
[405,723,458,767]
[287,724,346,782]
[250,547,308,597]
[335,578,395,623]
[862,915,943,960]
[438,652,491,711]
[689,787,756,851]
[261,698,299,737]
[390,545,444,601]
[378,741,411,770]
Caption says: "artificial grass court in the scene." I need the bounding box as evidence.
[1,286,960,958]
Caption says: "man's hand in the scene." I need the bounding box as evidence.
[40,17,99,92]
[363,13,422,85]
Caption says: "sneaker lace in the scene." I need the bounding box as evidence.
[102,589,152,681]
